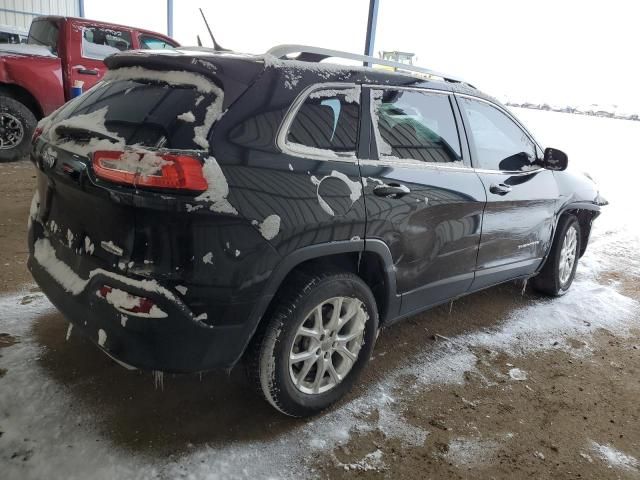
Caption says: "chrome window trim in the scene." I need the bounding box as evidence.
[276,83,547,175]
[359,158,476,173]
[366,85,473,170]
[473,167,545,175]
[276,82,361,163]
[455,92,547,175]
[455,93,543,149]
[367,85,454,95]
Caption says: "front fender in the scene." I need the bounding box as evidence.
[0,54,64,115]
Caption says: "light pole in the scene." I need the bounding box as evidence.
[364,0,379,64]
[167,0,174,37]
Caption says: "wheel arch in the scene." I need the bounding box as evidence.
[556,202,600,258]
[536,202,600,276]
[239,239,399,362]
[0,82,44,119]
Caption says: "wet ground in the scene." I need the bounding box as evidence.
[1,110,639,479]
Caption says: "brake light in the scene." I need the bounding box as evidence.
[92,150,208,192]
[32,127,43,144]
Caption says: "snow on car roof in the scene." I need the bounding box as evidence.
[0,24,28,35]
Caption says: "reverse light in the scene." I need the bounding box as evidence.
[92,150,208,192]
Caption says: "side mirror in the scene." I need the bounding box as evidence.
[543,147,568,171]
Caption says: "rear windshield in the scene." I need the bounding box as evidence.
[50,78,219,150]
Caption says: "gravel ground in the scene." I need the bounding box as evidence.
[0,109,639,479]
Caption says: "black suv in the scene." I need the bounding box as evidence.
[28,45,605,417]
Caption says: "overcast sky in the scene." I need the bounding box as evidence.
[85,0,640,111]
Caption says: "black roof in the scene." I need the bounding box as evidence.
[105,47,501,107]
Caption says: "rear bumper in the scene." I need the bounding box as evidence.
[28,233,256,373]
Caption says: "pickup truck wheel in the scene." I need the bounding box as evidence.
[0,95,37,162]
[531,214,581,296]
[246,271,378,417]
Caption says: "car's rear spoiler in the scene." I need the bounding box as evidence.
[105,50,265,109]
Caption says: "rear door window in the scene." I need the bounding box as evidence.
[82,27,132,60]
[50,78,219,150]
[372,89,463,164]
[285,87,360,157]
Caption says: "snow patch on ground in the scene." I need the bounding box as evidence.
[338,449,385,472]
[592,442,640,471]
[508,368,528,381]
[445,437,502,467]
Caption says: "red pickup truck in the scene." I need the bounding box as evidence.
[0,16,178,161]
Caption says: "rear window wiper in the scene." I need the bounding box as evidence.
[54,126,121,144]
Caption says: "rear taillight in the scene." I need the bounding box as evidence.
[92,150,207,192]
[32,127,43,144]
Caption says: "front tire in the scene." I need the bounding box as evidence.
[246,271,378,417]
[532,214,581,296]
[0,95,37,162]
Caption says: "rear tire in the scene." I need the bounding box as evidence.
[531,214,581,296]
[246,271,378,417]
[0,95,37,162]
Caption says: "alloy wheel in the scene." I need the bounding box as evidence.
[289,296,368,394]
[0,112,24,150]
[559,225,578,285]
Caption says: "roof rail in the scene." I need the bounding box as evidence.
[266,44,470,85]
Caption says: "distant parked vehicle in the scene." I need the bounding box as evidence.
[0,24,27,44]
[0,16,178,161]
[28,45,607,417]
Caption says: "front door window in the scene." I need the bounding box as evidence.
[458,97,538,171]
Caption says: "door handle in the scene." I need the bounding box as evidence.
[489,183,512,195]
[373,183,411,198]
[76,68,99,75]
